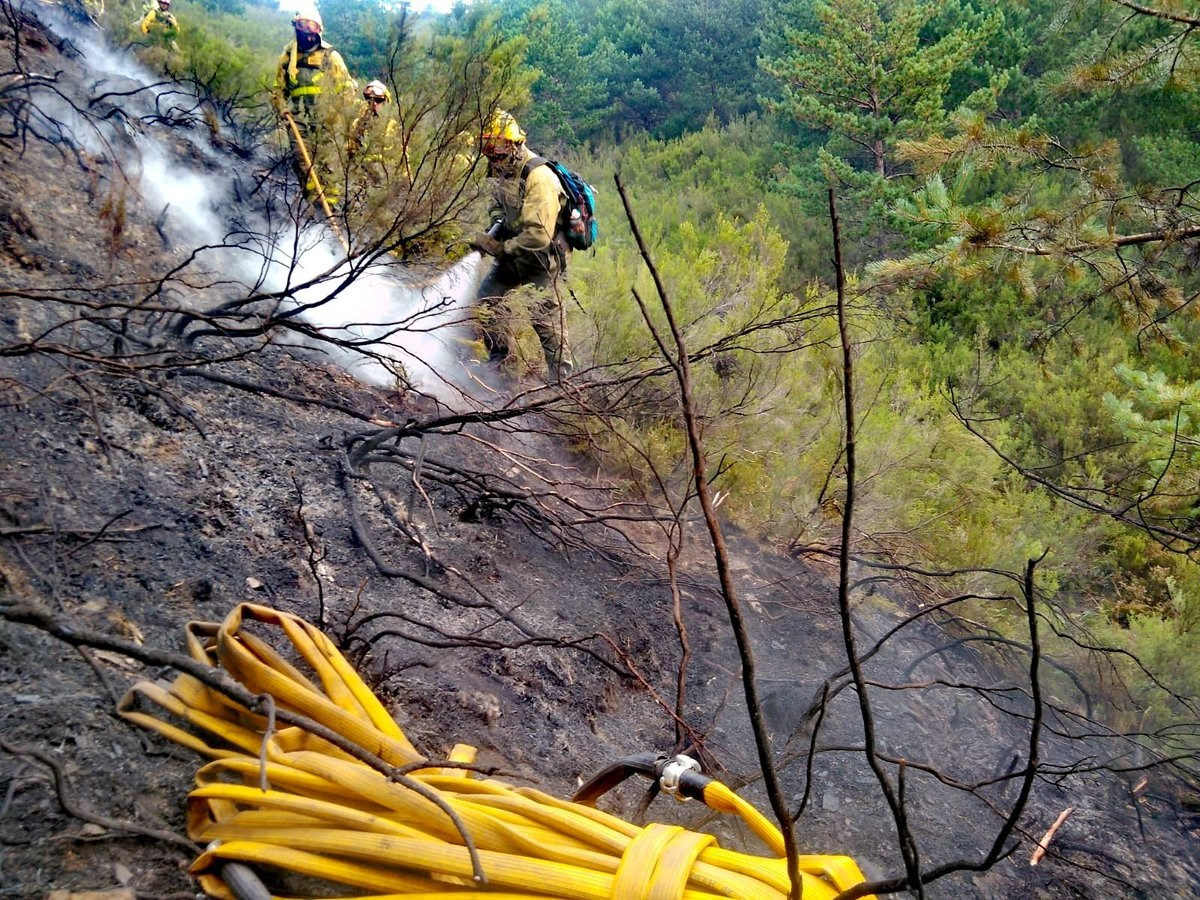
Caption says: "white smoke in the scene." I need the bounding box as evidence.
[137,143,227,240]
[43,6,485,398]
[266,236,489,390]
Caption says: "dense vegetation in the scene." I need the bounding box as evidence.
[100,0,1200,739]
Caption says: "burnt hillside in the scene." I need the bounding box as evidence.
[1,6,1199,899]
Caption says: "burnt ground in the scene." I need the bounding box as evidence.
[2,6,1200,899]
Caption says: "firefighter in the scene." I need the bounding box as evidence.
[140,0,178,43]
[139,0,179,51]
[468,109,574,380]
[273,10,354,206]
[347,80,406,185]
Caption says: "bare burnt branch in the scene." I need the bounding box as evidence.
[617,170,804,898]
[777,590,1012,764]
[780,542,1200,892]
[826,188,924,898]
[0,737,197,853]
[291,473,329,630]
[348,618,626,679]
[335,435,648,677]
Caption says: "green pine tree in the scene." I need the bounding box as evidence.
[760,0,1006,182]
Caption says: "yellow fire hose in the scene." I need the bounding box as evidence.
[282,110,350,255]
[118,603,874,900]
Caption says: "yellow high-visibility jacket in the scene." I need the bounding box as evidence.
[273,40,353,119]
[139,7,178,41]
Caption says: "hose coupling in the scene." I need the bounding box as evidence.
[658,754,703,801]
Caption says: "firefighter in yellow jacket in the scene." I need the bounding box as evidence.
[346,80,407,186]
[468,110,574,380]
[273,10,354,205]
[139,0,179,48]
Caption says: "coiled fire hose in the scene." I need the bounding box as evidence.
[118,603,874,900]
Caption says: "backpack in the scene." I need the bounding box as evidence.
[524,156,598,251]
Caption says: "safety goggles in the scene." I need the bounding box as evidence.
[293,19,320,34]
[481,139,512,160]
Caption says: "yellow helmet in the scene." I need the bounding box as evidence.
[482,109,525,144]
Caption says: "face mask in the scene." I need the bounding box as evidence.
[485,143,522,176]
[296,30,319,51]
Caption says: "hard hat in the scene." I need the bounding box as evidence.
[363,80,390,102]
[482,109,524,144]
[292,10,322,32]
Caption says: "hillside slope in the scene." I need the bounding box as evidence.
[1,7,1198,899]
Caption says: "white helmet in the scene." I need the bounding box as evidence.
[292,9,323,33]
[363,80,390,103]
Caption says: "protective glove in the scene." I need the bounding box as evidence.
[469,233,505,258]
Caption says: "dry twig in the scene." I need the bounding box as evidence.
[1030,806,1075,866]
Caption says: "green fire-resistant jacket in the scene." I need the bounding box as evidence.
[488,144,568,260]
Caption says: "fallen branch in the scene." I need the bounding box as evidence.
[1030,806,1075,866]
[0,737,197,853]
[0,522,160,539]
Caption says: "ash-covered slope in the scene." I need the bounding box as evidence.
[1,7,1198,899]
